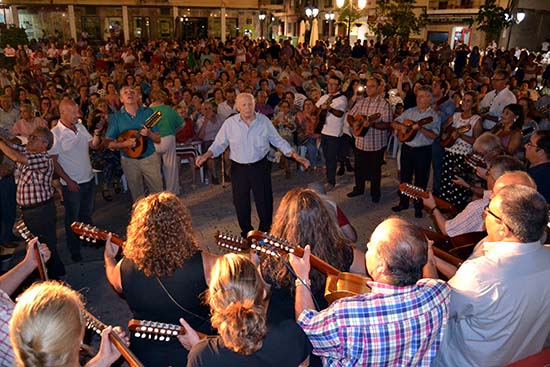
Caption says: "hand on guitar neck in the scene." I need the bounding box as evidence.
[399,183,458,216]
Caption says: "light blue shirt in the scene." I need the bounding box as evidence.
[209,113,293,164]
[396,106,440,148]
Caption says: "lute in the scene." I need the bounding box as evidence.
[349,112,382,137]
[116,110,162,158]
[440,124,472,148]
[390,116,434,142]
[70,222,125,247]
[399,183,458,216]
[16,220,49,281]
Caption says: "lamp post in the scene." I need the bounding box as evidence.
[505,8,525,50]
[305,4,319,44]
[325,11,335,39]
[258,10,266,39]
[336,0,366,42]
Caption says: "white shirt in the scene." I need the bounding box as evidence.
[209,113,293,164]
[49,121,93,185]
[479,87,517,130]
[316,94,347,137]
[217,101,238,122]
[436,241,550,367]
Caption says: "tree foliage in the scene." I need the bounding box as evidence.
[0,24,29,48]
[474,0,512,45]
[336,0,365,25]
[369,0,426,41]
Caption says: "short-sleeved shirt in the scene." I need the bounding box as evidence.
[150,104,184,137]
[106,106,159,159]
[349,95,392,151]
[14,145,54,207]
[395,106,440,148]
[479,87,517,130]
[0,289,14,366]
[316,93,348,137]
[298,279,450,367]
[187,319,312,367]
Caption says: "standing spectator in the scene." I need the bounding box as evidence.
[11,104,47,139]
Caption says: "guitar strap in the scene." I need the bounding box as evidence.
[155,277,209,322]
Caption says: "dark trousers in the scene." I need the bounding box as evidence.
[0,175,16,243]
[321,134,341,186]
[431,138,444,196]
[231,157,273,238]
[21,200,66,278]
[354,147,385,199]
[62,179,95,258]
[399,144,432,209]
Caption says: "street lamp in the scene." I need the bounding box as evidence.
[336,0,366,42]
[325,11,335,38]
[258,10,266,39]
[305,5,319,44]
[505,8,526,50]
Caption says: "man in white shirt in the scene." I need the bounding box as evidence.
[217,88,238,122]
[316,75,347,191]
[479,70,517,130]
[433,183,550,366]
[50,99,100,262]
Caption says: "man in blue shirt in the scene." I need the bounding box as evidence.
[106,86,162,201]
[196,93,310,237]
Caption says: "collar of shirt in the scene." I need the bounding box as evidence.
[483,190,492,200]
[481,240,542,259]
[56,120,79,135]
[366,279,428,296]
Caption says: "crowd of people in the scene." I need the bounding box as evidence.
[0,33,549,366]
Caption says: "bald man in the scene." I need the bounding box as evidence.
[50,99,101,262]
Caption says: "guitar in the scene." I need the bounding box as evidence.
[440,124,472,148]
[399,183,458,216]
[465,153,487,170]
[15,220,49,281]
[315,93,343,134]
[70,222,125,247]
[116,110,162,159]
[349,112,381,137]
[479,106,500,123]
[390,116,434,142]
[422,229,486,268]
[83,309,144,367]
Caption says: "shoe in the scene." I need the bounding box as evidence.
[324,183,335,192]
[391,203,409,212]
[372,196,380,203]
[71,254,83,262]
[337,165,345,176]
[347,190,364,198]
[415,208,423,218]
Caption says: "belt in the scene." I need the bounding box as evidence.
[231,156,267,167]
[19,197,53,210]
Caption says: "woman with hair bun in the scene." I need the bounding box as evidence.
[9,281,123,367]
[178,254,312,367]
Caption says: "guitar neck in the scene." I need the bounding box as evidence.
[279,245,341,277]
[432,246,464,268]
[33,243,49,281]
[84,310,144,367]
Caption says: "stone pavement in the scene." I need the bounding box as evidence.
[6,156,434,363]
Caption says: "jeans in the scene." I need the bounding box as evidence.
[321,134,341,186]
[0,175,16,243]
[62,179,95,259]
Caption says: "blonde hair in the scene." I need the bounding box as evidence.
[9,281,84,367]
[124,192,199,277]
[208,254,267,356]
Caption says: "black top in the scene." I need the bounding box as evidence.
[528,162,550,203]
[121,251,212,367]
[187,319,312,367]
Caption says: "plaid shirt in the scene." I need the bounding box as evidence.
[0,289,14,366]
[349,95,392,152]
[14,144,54,207]
[298,278,450,367]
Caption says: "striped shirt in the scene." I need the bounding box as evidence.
[298,278,450,367]
[349,95,392,152]
[14,145,54,207]
[0,289,14,366]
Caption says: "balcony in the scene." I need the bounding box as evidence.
[427,0,483,10]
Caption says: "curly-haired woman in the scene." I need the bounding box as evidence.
[104,192,217,366]
[178,254,312,367]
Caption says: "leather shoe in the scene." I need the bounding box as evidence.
[391,203,409,212]
[415,208,423,218]
[347,190,364,198]
[337,165,345,176]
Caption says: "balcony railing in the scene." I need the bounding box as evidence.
[428,0,483,9]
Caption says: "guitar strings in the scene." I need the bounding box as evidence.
[259,240,322,311]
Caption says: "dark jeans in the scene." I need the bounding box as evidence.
[399,144,432,209]
[354,147,385,199]
[0,175,16,243]
[21,200,65,278]
[321,134,341,186]
[231,157,273,238]
[62,179,95,258]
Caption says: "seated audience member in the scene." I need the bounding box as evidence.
[9,281,125,367]
[525,130,550,202]
[432,184,550,366]
[0,238,50,365]
[423,155,523,237]
[178,254,312,367]
[290,217,451,366]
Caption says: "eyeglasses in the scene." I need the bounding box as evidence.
[525,141,538,149]
[483,204,503,221]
